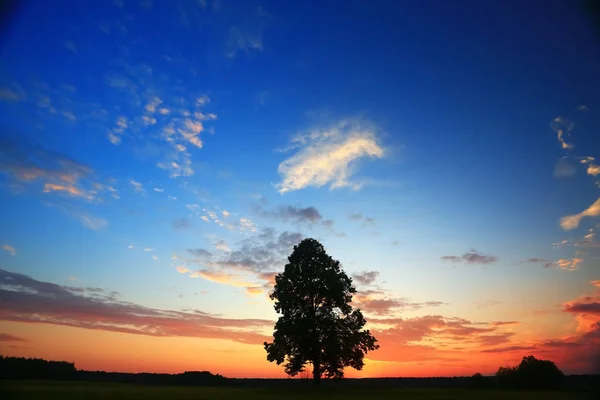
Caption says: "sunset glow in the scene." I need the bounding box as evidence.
[0,0,599,378]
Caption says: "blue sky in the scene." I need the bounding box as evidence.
[1,0,599,376]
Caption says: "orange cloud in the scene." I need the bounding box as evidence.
[43,183,93,200]
[0,268,272,345]
[245,287,264,296]
[189,269,255,288]
[561,197,600,230]
[547,258,584,271]
[352,290,445,316]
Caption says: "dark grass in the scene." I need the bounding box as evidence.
[0,380,596,400]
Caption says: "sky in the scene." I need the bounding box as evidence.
[0,0,599,378]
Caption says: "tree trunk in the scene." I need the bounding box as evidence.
[313,362,321,386]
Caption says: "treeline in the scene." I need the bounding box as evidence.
[0,356,77,380]
[0,356,226,386]
[1,355,598,392]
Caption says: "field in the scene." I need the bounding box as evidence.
[0,381,596,400]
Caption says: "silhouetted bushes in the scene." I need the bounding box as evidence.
[496,355,564,390]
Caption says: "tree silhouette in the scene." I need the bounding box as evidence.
[496,355,564,390]
[264,238,379,385]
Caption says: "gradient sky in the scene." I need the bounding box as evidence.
[1,0,600,378]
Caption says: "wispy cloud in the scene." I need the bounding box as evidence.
[213,239,230,252]
[224,6,268,59]
[352,270,379,286]
[352,289,445,316]
[43,201,108,230]
[366,315,510,362]
[225,27,263,59]
[187,248,213,258]
[176,265,190,274]
[239,217,257,232]
[473,300,502,309]
[0,333,28,342]
[63,41,77,54]
[176,228,303,295]
[108,116,128,145]
[172,217,191,230]
[554,157,576,178]
[129,179,145,193]
[0,88,23,101]
[255,204,324,224]
[42,183,94,201]
[79,214,108,230]
[1,244,16,256]
[554,117,600,232]
[440,250,498,265]
[189,269,256,288]
[560,197,600,231]
[348,212,375,226]
[0,268,271,344]
[275,119,386,194]
[550,116,575,150]
[545,258,584,271]
[0,134,114,202]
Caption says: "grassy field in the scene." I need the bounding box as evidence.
[1,380,597,400]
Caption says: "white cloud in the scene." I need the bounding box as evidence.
[214,239,230,252]
[2,244,16,256]
[79,215,108,230]
[142,115,157,125]
[108,116,128,145]
[561,197,600,230]
[276,119,386,194]
[130,180,144,193]
[128,245,134,249]
[145,96,162,113]
[222,210,230,218]
[153,187,164,192]
[144,248,154,252]
[152,255,159,260]
[201,216,210,222]
[240,217,257,232]
[176,265,190,274]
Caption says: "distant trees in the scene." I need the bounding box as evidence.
[0,355,77,380]
[264,238,379,385]
[469,372,488,389]
[0,355,226,385]
[495,355,564,390]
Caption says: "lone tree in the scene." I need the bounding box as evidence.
[496,355,564,390]
[264,238,379,385]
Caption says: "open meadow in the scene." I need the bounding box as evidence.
[1,381,597,400]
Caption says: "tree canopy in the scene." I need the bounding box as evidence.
[264,238,379,385]
[496,355,564,389]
